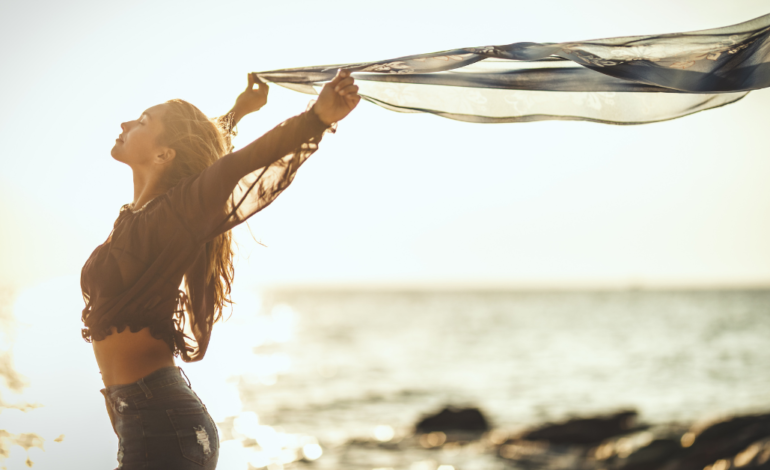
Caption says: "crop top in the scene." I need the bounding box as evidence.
[80,107,333,362]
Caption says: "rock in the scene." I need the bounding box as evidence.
[520,410,640,445]
[619,438,683,470]
[494,412,770,470]
[673,414,770,470]
[730,437,770,469]
[497,438,584,468]
[415,406,490,434]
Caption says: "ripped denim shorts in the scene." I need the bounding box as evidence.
[101,366,219,470]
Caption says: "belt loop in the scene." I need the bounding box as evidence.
[137,378,153,399]
[178,366,191,388]
[100,389,112,407]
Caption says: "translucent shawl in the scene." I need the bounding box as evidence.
[255,13,770,125]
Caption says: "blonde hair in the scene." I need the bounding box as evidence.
[159,98,235,324]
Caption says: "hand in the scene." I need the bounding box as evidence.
[232,73,270,121]
[313,69,361,126]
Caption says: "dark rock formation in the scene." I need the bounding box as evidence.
[520,410,640,445]
[415,406,490,434]
[619,438,683,470]
[730,437,770,469]
[672,414,770,470]
[494,412,770,470]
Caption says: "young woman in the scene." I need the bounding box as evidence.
[80,69,360,469]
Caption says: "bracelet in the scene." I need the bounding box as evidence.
[217,112,239,137]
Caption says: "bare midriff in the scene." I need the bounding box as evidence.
[93,327,176,387]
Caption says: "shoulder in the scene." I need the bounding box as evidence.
[112,195,185,235]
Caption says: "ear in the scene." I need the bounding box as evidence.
[155,147,176,165]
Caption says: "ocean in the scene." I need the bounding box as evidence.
[1,285,769,469]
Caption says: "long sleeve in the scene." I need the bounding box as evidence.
[166,107,332,243]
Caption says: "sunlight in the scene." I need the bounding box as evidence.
[233,411,262,438]
[0,276,114,469]
[228,413,323,468]
[374,424,396,442]
[163,286,320,469]
[183,289,299,422]
[302,441,323,461]
[0,278,308,469]
[218,440,250,470]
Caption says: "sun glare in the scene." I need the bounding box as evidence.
[0,278,318,469]
[0,276,112,469]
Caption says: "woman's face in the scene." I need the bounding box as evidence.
[110,104,170,167]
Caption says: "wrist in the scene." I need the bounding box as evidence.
[306,103,337,134]
[229,106,248,125]
[310,104,334,127]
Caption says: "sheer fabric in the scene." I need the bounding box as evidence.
[255,14,770,124]
[81,108,333,362]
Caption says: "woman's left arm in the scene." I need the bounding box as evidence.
[217,73,271,133]
[228,69,360,171]
[169,69,360,241]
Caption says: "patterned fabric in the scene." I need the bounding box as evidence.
[255,14,770,125]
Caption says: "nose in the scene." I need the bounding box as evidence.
[120,121,129,132]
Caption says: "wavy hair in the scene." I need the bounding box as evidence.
[159,98,235,324]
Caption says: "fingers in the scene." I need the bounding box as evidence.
[334,76,355,92]
[328,68,352,87]
[338,84,359,96]
[346,92,361,108]
[248,73,269,93]
[331,70,358,98]
[252,73,266,84]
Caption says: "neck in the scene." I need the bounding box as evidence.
[131,166,165,210]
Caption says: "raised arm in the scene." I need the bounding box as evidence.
[217,73,270,134]
[168,69,361,241]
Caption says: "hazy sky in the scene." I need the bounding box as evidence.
[2,0,770,289]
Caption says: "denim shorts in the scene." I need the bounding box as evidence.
[101,366,219,469]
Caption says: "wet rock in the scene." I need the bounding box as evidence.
[415,406,490,434]
[618,438,683,470]
[730,437,770,469]
[497,438,584,469]
[493,412,770,470]
[673,414,770,470]
[520,410,640,445]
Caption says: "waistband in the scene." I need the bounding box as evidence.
[102,366,190,399]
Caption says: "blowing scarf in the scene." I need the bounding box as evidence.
[254,13,770,125]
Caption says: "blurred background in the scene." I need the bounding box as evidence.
[1,1,769,469]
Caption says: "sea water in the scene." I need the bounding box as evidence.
[220,290,770,470]
[2,285,769,469]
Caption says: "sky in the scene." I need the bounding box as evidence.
[2,0,770,290]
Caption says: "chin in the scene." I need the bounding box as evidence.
[110,146,124,162]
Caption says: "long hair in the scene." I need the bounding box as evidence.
[159,98,235,324]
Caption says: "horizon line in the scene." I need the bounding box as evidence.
[256,280,770,292]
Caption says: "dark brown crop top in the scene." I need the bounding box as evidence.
[81,107,333,362]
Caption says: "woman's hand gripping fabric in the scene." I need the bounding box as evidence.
[232,73,270,122]
[313,68,361,126]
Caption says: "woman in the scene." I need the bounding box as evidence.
[80,69,360,469]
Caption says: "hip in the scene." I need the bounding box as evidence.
[101,366,219,470]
